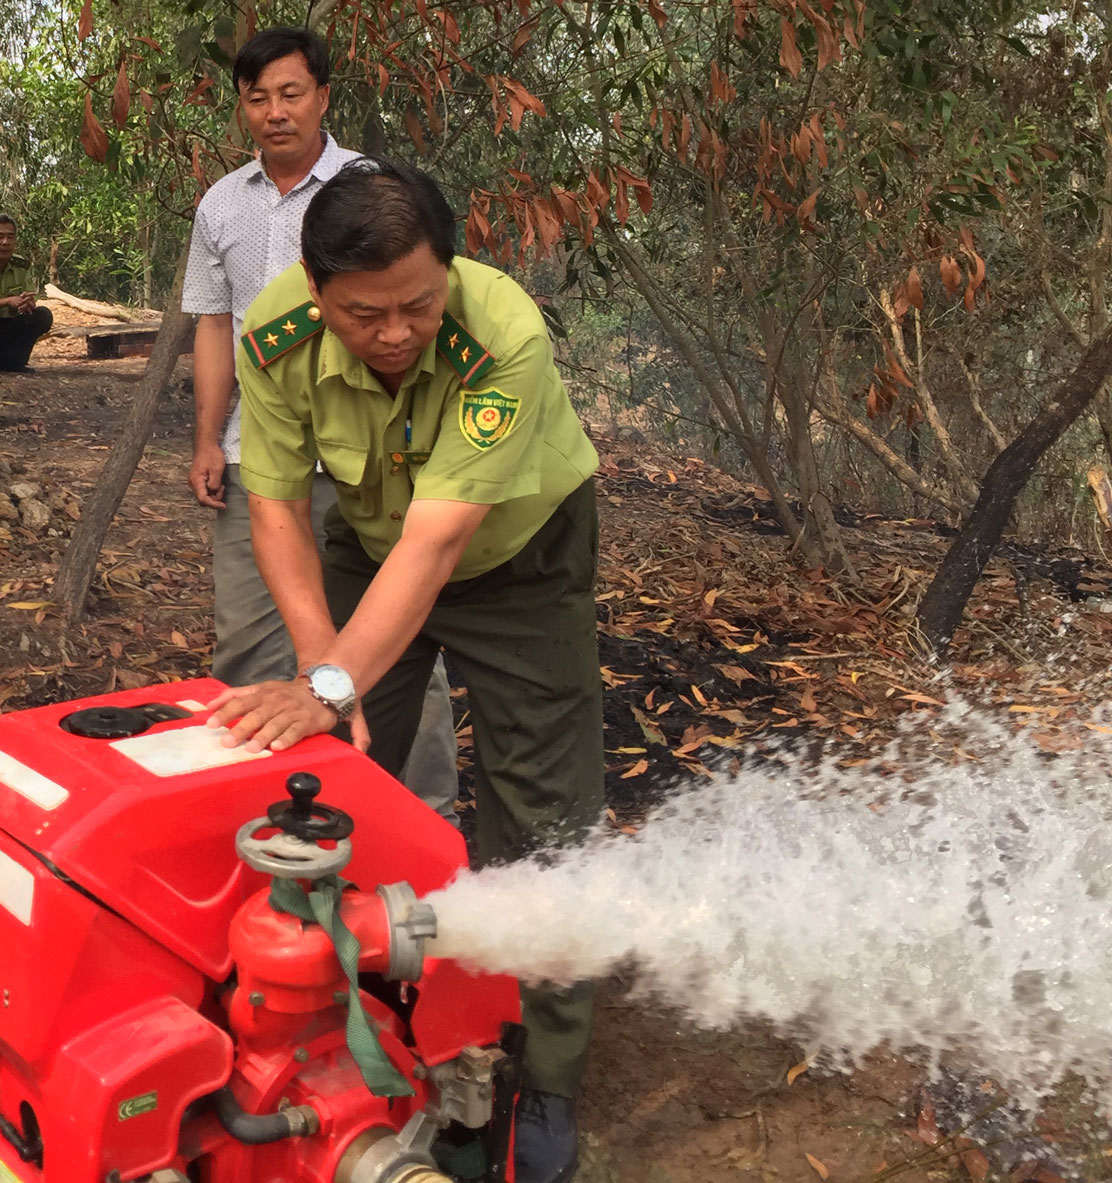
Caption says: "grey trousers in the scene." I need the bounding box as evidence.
[212,464,460,822]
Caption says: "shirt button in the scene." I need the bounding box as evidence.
[389,511,403,521]
[390,464,401,474]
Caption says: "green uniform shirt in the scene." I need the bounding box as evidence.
[0,258,34,319]
[237,257,599,580]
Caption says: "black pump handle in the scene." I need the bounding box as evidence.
[266,772,354,841]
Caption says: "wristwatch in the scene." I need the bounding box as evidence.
[300,664,357,721]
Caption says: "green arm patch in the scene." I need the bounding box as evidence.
[459,388,520,450]
[437,312,496,387]
[242,300,324,369]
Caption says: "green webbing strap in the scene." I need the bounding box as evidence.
[269,875,414,1097]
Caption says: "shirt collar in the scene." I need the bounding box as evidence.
[310,134,347,181]
[315,264,459,392]
[414,336,438,379]
[319,329,371,390]
[317,329,437,394]
[246,132,337,192]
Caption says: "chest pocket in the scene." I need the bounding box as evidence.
[317,440,378,514]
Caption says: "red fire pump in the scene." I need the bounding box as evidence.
[0,678,523,1183]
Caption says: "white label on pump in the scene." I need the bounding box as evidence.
[0,750,69,809]
[0,849,34,925]
[174,699,205,712]
[110,725,272,777]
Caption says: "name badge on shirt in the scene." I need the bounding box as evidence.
[391,450,432,465]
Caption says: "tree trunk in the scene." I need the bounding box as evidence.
[139,216,153,309]
[52,251,192,622]
[778,372,855,575]
[917,323,1112,652]
[1093,391,1112,473]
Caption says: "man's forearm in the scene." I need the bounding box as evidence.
[320,500,491,694]
[206,500,489,752]
[193,313,236,447]
[318,537,457,695]
[250,494,338,667]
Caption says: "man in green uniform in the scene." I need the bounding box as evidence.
[0,214,52,374]
[207,156,603,1183]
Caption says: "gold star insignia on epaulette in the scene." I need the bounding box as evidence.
[436,313,496,387]
[242,299,326,369]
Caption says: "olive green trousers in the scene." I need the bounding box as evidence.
[323,479,604,1097]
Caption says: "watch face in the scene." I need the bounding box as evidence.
[311,665,354,701]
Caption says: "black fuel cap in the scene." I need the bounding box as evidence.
[60,701,193,739]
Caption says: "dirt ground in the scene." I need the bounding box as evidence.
[3,315,1112,1181]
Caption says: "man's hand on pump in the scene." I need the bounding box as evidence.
[206,677,370,753]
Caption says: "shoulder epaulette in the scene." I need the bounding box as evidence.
[10,256,29,269]
[437,312,496,387]
[242,300,324,369]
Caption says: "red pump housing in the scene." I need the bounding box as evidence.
[0,678,521,1183]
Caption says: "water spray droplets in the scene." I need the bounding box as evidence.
[427,708,1112,1110]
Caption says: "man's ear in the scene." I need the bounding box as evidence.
[302,260,321,307]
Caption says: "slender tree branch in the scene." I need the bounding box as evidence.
[880,290,980,503]
[1041,270,1086,350]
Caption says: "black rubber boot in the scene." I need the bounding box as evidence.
[514,1089,578,1183]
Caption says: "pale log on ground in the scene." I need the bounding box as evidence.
[42,284,158,322]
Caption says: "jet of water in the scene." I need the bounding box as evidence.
[426,703,1112,1110]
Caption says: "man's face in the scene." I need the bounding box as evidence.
[238,51,329,167]
[0,223,15,267]
[306,243,450,382]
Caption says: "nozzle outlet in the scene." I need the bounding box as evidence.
[377,882,437,982]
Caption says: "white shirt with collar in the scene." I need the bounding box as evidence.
[182,132,361,463]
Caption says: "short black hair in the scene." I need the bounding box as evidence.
[0,213,15,231]
[301,157,457,288]
[233,27,330,91]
